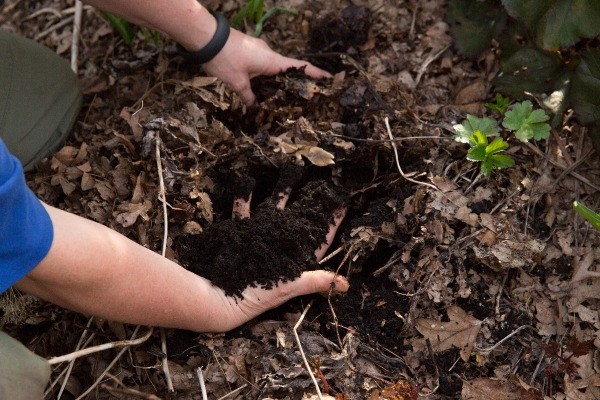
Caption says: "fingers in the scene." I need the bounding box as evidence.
[232,193,252,219]
[315,207,347,262]
[233,78,256,106]
[275,188,291,210]
[289,270,350,297]
[280,56,333,80]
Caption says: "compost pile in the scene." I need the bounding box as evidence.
[1,0,600,399]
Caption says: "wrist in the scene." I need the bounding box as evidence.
[177,11,231,64]
[178,6,218,52]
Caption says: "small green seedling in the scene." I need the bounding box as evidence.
[573,201,600,231]
[100,12,159,45]
[485,93,511,116]
[502,100,551,142]
[232,0,297,37]
[467,130,515,176]
[454,98,551,176]
[453,114,499,144]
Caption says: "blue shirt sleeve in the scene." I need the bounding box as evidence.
[0,138,53,293]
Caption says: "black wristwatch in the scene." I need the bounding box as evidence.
[177,11,231,64]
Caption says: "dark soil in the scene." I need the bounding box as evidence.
[176,180,345,298]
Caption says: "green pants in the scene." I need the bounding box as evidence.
[0,31,82,171]
[0,331,50,399]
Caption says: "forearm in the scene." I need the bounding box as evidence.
[84,0,217,51]
[15,204,233,332]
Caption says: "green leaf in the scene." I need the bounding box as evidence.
[446,0,507,57]
[485,93,511,116]
[489,154,515,169]
[502,100,550,142]
[495,48,563,99]
[469,130,489,146]
[502,0,600,50]
[254,7,297,37]
[573,201,600,231]
[100,12,135,44]
[571,49,600,126]
[480,158,493,176]
[454,115,499,143]
[486,137,509,154]
[467,145,487,162]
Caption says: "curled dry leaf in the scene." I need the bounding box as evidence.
[298,146,335,166]
[415,305,482,361]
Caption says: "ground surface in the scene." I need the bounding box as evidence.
[1,0,600,399]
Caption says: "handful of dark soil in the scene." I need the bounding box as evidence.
[175,181,344,298]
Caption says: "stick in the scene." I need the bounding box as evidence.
[75,326,144,400]
[216,384,248,400]
[155,136,175,392]
[56,317,94,399]
[196,367,208,400]
[48,327,153,365]
[293,300,323,400]
[70,0,83,73]
[477,325,534,354]
[384,117,440,192]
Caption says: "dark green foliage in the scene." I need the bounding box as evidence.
[445,0,506,57]
[446,0,600,153]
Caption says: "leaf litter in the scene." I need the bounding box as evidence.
[1,0,599,399]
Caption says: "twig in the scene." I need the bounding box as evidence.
[35,16,74,40]
[478,325,535,354]
[328,132,451,143]
[70,0,82,73]
[524,142,600,192]
[294,300,323,400]
[48,327,153,365]
[155,136,174,392]
[384,117,440,192]
[57,317,94,399]
[101,383,162,400]
[318,245,344,265]
[23,7,62,21]
[414,45,450,89]
[46,328,96,396]
[216,384,249,400]
[495,273,508,317]
[75,327,144,400]
[196,367,208,400]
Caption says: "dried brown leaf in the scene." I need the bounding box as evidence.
[299,146,335,166]
[415,305,482,361]
[461,377,541,400]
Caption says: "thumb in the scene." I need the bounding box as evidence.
[282,270,349,299]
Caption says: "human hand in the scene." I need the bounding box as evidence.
[177,178,348,332]
[203,28,332,105]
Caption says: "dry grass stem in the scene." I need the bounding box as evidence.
[196,367,208,400]
[70,0,82,73]
[293,300,323,400]
[155,136,174,392]
[384,117,440,192]
[48,327,152,365]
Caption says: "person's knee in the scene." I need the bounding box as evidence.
[0,31,82,170]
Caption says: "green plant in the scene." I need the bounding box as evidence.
[231,0,298,37]
[485,93,511,116]
[446,0,600,152]
[100,12,159,45]
[573,201,600,231]
[454,99,551,175]
[466,130,514,176]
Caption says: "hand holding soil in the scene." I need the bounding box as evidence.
[177,178,348,328]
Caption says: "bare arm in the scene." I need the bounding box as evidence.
[83,0,330,104]
[15,204,348,332]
